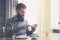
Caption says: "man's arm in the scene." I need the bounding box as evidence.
[5,19,13,37]
[26,30,33,36]
[5,19,20,37]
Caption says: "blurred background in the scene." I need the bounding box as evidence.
[0,0,60,40]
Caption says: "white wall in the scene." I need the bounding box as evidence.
[50,0,59,29]
[50,0,60,40]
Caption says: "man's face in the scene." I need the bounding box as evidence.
[16,8,26,16]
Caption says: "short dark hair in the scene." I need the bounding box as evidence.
[16,3,26,10]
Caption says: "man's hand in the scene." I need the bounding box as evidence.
[31,24,37,32]
[18,25,28,30]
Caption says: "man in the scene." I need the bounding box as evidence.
[5,3,37,37]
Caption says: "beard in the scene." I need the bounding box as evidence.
[17,13,24,22]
